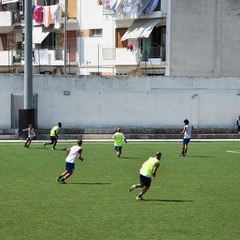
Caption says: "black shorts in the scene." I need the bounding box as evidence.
[140,174,152,187]
[50,136,57,143]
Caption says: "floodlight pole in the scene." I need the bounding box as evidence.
[24,0,33,109]
[19,0,36,139]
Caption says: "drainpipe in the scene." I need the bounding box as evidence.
[165,0,171,76]
[64,0,67,75]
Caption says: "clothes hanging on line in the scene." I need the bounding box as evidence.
[33,5,43,24]
[32,4,63,30]
[50,4,62,29]
[43,6,51,28]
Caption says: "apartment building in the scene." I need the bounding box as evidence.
[0,0,79,74]
[78,0,167,76]
[0,0,167,76]
[1,0,239,77]
[84,0,240,77]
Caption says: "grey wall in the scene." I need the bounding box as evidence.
[169,0,240,77]
[0,74,240,129]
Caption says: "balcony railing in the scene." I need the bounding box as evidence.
[0,46,77,66]
[141,46,165,61]
[78,43,165,68]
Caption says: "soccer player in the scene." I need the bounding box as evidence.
[236,116,240,133]
[181,119,194,156]
[44,122,62,150]
[57,139,83,184]
[22,124,37,148]
[112,127,127,157]
[129,152,161,200]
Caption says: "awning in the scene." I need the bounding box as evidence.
[121,18,160,41]
[0,25,14,33]
[1,0,19,4]
[32,27,50,44]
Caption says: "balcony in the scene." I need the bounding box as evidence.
[101,47,139,65]
[79,44,165,76]
[102,0,165,20]
[100,45,165,65]
[0,47,77,74]
[0,50,13,65]
[0,11,14,33]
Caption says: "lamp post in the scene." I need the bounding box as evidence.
[24,0,33,109]
[19,0,36,139]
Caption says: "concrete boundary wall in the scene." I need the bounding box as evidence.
[0,74,240,129]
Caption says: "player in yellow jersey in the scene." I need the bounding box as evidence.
[44,122,62,150]
[112,128,127,157]
[129,152,161,200]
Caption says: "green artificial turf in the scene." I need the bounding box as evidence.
[0,140,239,240]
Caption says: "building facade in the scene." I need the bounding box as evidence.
[0,0,167,75]
[169,0,240,77]
[0,0,79,74]
[0,0,239,77]
[78,0,167,76]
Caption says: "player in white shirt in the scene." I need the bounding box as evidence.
[57,139,83,184]
[181,119,194,156]
[22,124,37,148]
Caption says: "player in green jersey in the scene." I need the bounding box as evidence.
[129,152,161,200]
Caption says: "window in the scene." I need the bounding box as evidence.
[89,29,102,37]
[16,42,22,50]
[0,34,7,51]
[115,28,128,48]
[41,32,56,49]
[154,0,161,11]
[141,25,166,61]
[67,31,77,61]
[68,0,77,18]
[45,0,57,5]
[90,72,102,76]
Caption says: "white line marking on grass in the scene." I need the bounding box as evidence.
[226,150,240,154]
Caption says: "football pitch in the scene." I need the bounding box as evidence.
[0,140,239,240]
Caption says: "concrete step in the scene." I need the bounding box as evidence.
[1,134,240,140]
[1,128,239,140]
[37,134,113,140]
[0,135,19,140]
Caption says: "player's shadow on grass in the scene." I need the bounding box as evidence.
[67,182,111,185]
[144,199,193,203]
[188,155,214,158]
[33,147,65,150]
[119,157,140,159]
